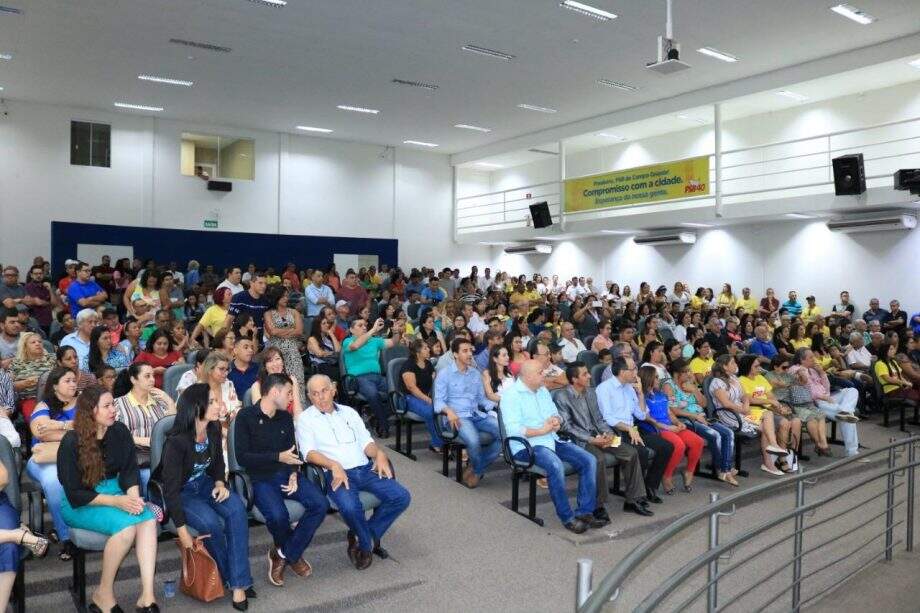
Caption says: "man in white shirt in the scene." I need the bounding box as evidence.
[304,269,335,318]
[296,375,411,570]
[477,267,493,293]
[217,266,245,296]
[559,322,587,364]
[845,332,874,371]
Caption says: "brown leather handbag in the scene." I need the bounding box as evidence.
[177,535,225,602]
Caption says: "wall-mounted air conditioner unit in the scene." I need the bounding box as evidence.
[503,243,553,255]
[826,213,917,234]
[633,232,697,246]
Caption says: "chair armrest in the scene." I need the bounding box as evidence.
[434,413,458,441]
[504,435,535,469]
[390,391,407,416]
[147,479,169,524]
[303,462,328,495]
[227,470,253,512]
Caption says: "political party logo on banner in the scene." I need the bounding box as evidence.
[564,156,710,212]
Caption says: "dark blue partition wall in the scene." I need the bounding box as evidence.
[51,222,398,274]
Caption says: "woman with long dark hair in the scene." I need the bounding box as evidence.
[399,339,442,453]
[263,286,305,401]
[306,315,342,388]
[57,385,158,613]
[88,325,131,373]
[482,344,514,404]
[250,347,303,417]
[154,383,253,610]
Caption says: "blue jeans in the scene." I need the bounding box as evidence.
[26,459,68,541]
[355,374,389,429]
[405,395,444,448]
[180,475,253,590]
[325,462,410,552]
[251,471,328,562]
[456,412,501,477]
[514,441,597,524]
[139,468,150,499]
[0,493,19,573]
[683,419,735,473]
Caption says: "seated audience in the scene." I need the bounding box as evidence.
[875,339,919,403]
[689,339,715,384]
[591,320,615,353]
[227,337,258,405]
[154,383,254,610]
[9,331,56,421]
[89,325,131,372]
[297,375,411,570]
[555,362,652,517]
[190,287,233,348]
[749,324,778,360]
[765,356,831,456]
[235,373,329,587]
[737,355,801,454]
[596,357,673,503]
[558,322,587,364]
[434,338,500,488]
[482,344,514,404]
[250,347,304,417]
[306,315,341,386]
[118,318,143,363]
[133,329,184,390]
[113,363,176,495]
[49,310,76,346]
[0,457,48,609]
[342,317,402,438]
[57,385,158,613]
[399,339,442,453]
[62,308,100,372]
[501,360,603,533]
[27,367,78,559]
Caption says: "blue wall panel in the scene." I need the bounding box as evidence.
[51,222,398,274]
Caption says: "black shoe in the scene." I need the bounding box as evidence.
[346,531,358,564]
[578,514,608,529]
[593,507,611,523]
[135,605,159,613]
[564,518,588,534]
[375,427,391,439]
[353,548,373,570]
[646,493,663,504]
[372,539,389,559]
[232,598,248,612]
[89,606,124,613]
[244,587,257,599]
[624,501,655,517]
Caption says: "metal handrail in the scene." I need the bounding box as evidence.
[577,435,920,612]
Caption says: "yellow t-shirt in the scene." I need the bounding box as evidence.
[198,305,229,336]
[739,374,772,422]
[874,360,903,394]
[735,297,758,314]
[690,356,714,376]
[815,353,833,370]
[802,306,823,322]
[717,293,735,307]
[265,275,281,285]
[690,295,704,310]
[791,338,812,351]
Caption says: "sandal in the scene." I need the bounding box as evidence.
[719,473,740,487]
[19,528,49,558]
[59,540,74,562]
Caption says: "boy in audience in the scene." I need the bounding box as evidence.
[235,373,329,586]
[228,337,259,398]
[297,374,410,570]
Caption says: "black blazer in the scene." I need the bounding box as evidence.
[152,423,225,529]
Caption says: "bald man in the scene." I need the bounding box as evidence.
[296,375,411,570]
[500,360,604,534]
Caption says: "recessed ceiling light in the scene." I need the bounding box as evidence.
[517,103,557,114]
[682,222,713,228]
[476,162,503,168]
[247,0,287,6]
[461,44,515,61]
[392,78,439,91]
[830,3,876,25]
[454,124,492,133]
[296,126,333,133]
[601,230,634,235]
[403,140,439,148]
[138,74,194,87]
[560,1,617,21]
[0,86,4,91]
[785,213,815,219]
[676,114,706,125]
[775,90,810,102]
[697,47,739,63]
[337,105,379,114]
[169,38,231,53]
[0,53,11,60]
[114,102,164,112]
[598,133,626,140]
[596,79,638,92]
[909,58,920,69]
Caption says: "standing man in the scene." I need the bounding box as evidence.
[862,298,888,324]
[831,290,856,322]
[234,373,329,586]
[24,264,61,336]
[434,338,500,488]
[0,310,20,369]
[555,362,653,519]
[218,266,245,296]
[297,375,411,570]
[228,271,270,343]
[305,270,335,318]
[91,255,116,296]
[735,288,758,315]
[66,262,108,318]
[420,277,446,306]
[501,360,603,533]
[337,270,369,318]
[0,267,27,310]
[782,291,802,317]
[596,357,674,503]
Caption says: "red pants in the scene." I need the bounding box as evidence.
[659,429,705,479]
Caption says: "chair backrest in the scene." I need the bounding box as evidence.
[577,350,599,370]
[42,340,55,354]
[582,336,596,353]
[591,363,606,388]
[407,303,422,320]
[242,386,254,408]
[659,327,675,342]
[381,345,409,372]
[227,415,242,473]
[0,437,20,514]
[494,406,514,465]
[148,414,176,475]
[185,350,198,365]
[701,375,716,419]
[387,357,408,414]
[163,363,194,401]
[35,370,50,404]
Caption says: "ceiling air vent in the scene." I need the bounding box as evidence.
[0,5,22,14]
[528,148,558,156]
[504,244,553,255]
[633,231,697,246]
[169,38,232,53]
[392,78,439,91]
[826,213,916,234]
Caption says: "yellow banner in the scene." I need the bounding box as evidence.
[564,156,710,212]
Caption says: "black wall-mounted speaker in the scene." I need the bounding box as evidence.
[207,180,233,192]
[832,154,866,196]
[529,201,553,228]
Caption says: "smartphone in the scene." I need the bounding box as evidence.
[592,300,603,308]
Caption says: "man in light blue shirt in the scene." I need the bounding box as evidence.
[596,357,672,503]
[420,277,446,305]
[434,337,499,488]
[501,361,601,533]
[781,290,802,317]
[305,269,335,318]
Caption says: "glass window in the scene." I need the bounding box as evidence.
[180,132,254,181]
[70,121,110,167]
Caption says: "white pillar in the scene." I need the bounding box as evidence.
[714,103,723,218]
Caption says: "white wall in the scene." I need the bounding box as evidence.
[494,221,920,312]
[0,99,490,270]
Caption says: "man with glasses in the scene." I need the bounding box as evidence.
[66,261,108,318]
[0,267,27,311]
[296,374,410,571]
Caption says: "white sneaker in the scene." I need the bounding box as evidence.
[836,413,860,423]
[760,464,784,476]
[766,445,788,455]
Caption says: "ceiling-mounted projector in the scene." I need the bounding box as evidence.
[646,0,691,75]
